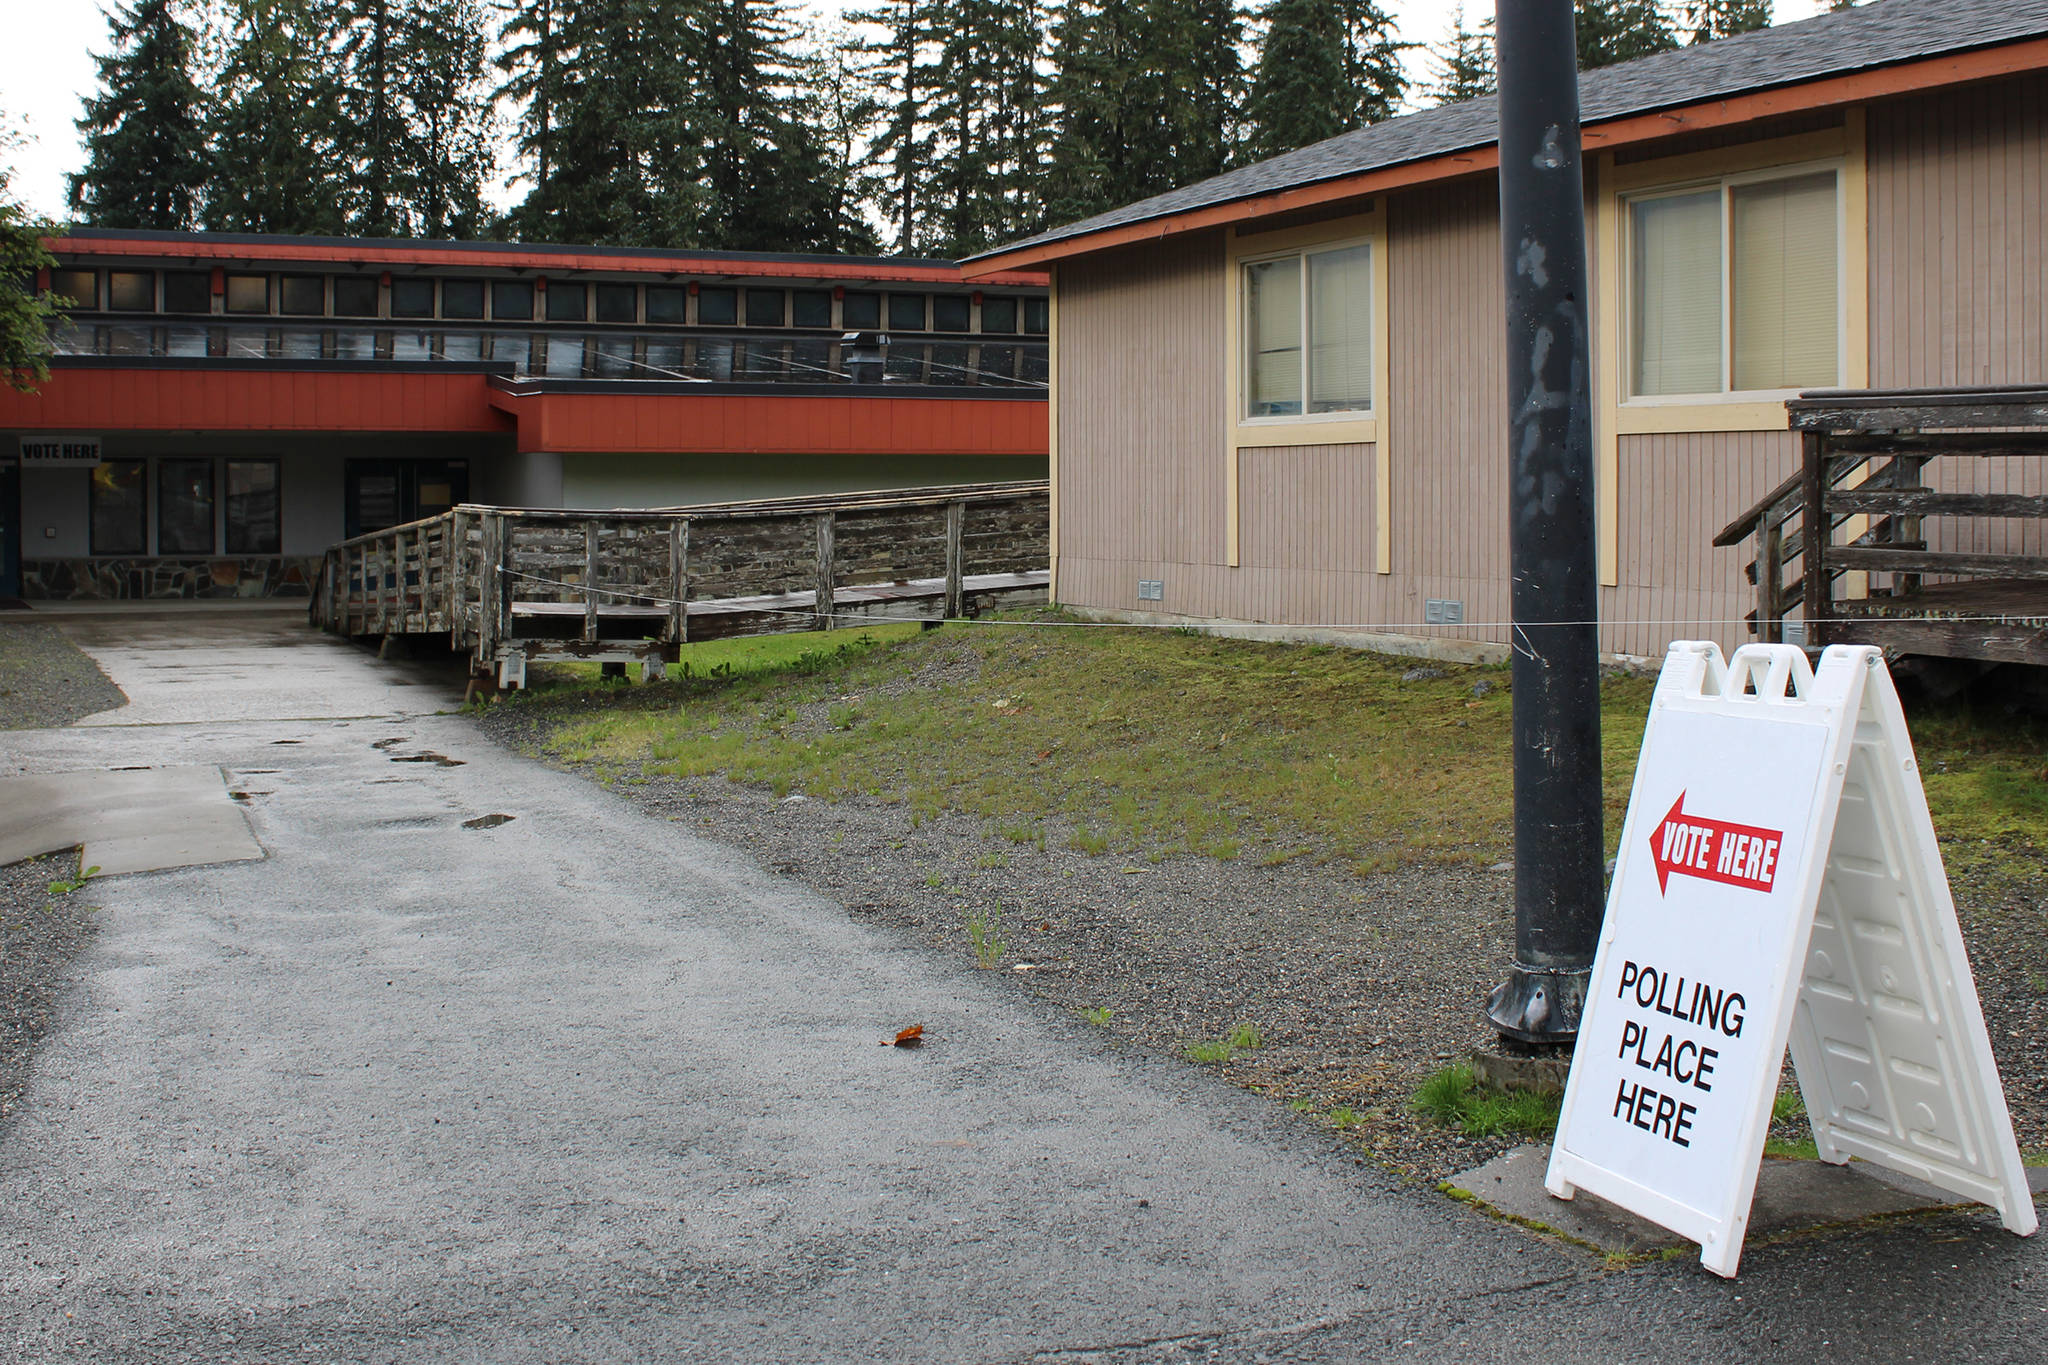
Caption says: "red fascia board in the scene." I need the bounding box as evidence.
[0,368,511,434]
[48,235,1049,288]
[486,388,1048,458]
[960,35,2048,275]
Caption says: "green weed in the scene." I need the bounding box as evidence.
[1185,1022,1262,1064]
[1081,1006,1113,1026]
[965,903,1006,970]
[1413,1063,1561,1139]
[47,865,100,895]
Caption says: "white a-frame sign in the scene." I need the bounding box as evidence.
[1546,642,2036,1277]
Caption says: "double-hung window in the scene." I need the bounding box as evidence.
[1240,239,1374,421]
[1626,165,1842,399]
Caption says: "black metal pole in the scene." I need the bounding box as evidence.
[1485,0,1606,1046]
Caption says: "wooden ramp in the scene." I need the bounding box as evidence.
[310,482,1050,687]
[1716,387,2048,668]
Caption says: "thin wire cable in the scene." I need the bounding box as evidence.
[490,566,2047,633]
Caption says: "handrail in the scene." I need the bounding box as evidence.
[1726,396,2048,649]
[314,481,1052,684]
[323,480,1050,554]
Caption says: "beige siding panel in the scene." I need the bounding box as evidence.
[1868,74,2047,564]
[1869,74,2047,388]
[1387,176,1513,646]
[1054,229,1399,626]
[1600,431,1798,659]
[1054,231,1229,616]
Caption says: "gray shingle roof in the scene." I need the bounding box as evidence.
[970,0,2048,263]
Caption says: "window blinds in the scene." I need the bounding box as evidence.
[1308,244,1373,413]
[1731,172,1839,392]
[1630,189,1722,396]
[1246,257,1302,416]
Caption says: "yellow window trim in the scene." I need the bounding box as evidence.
[1592,112,1869,584]
[1223,208,1392,571]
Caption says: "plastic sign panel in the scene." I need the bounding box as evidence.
[1547,642,2035,1277]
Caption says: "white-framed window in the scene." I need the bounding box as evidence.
[1240,237,1374,421]
[1625,162,1843,400]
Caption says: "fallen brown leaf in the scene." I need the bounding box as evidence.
[887,1024,925,1048]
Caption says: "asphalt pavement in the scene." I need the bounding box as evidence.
[1,607,2043,1363]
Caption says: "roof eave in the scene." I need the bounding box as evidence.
[961,32,2048,278]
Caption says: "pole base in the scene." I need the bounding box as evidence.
[1486,964,1589,1044]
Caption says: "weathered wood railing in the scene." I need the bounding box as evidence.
[1717,387,2048,666]
[312,481,1050,685]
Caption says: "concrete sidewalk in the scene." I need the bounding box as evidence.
[1,611,2042,1363]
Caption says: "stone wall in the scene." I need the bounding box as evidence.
[24,557,321,600]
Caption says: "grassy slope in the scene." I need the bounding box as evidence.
[505,612,2048,875]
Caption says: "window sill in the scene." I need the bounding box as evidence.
[1231,415,1378,448]
[1612,397,1792,435]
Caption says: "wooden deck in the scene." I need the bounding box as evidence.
[310,482,1050,686]
[1716,387,2048,668]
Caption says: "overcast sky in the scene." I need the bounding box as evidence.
[4,0,1831,224]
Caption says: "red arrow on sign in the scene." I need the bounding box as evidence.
[1648,792,1785,895]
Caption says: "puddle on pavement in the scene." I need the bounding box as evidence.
[391,752,464,767]
[462,813,515,830]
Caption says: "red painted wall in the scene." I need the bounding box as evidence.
[487,389,1048,456]
[1,368,1048,457]
[0,368,510,435]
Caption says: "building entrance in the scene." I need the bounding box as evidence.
[343,459,469,540]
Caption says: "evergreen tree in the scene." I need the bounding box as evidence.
[697,0,820,251]
[1425,5,1494,106]
[1576,0,1678,70]
[1245,0,1405,160]
[1684,0,1770,43]
[502,0,700,245]
[332,0,496,238]
[495,0,563,231]
[922,0,1046,256]
[781,34,885,255]
[1043,0,1245,225]
[496,0,839,252]
[68,0,210,230]
[1,126,64,394]
[202,0,348,233]
[849,0,937,252]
